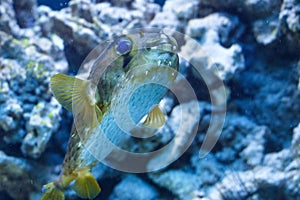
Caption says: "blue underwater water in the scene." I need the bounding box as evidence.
[37,0,166,10]
[0,0,300,200]
[37,0,70,10]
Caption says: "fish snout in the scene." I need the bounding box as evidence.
[157,52,179,68]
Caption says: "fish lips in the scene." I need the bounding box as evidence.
[157,52,179,68]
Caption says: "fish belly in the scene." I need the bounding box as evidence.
[83,83,167,161]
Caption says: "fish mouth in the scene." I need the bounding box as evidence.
[157,52,179,68]
[152,33,179,68]
[140,31,179,69]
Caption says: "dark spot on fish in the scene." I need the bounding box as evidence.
[122,54,132,69]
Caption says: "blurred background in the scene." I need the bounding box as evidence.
[0,0,300,199]
[37,0,69,10]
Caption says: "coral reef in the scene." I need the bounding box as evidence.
[0,0,20,35]
[149,170,200,199]
[0,0,299,199]
[109,175,158,200]
[279,0,300,54]
[183,12,245,81]
[13,0,37,28]
[21,99,61,158]
[0,151,43,199]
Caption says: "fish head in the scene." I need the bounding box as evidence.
[88,29,180,104]
[113,29,179,85]
[125,29,179,73]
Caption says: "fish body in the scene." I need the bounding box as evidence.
[42,29,179,200]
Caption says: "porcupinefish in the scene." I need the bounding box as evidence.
[41,29,179,200]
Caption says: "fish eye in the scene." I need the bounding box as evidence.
[115,37,132,55]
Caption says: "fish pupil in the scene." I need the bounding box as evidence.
[116,37,132,55]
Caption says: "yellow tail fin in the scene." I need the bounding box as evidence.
[41,182,65,200]
[71,169,101,199]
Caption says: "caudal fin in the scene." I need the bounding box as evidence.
[41,182,65,200]
[71,170,101,199]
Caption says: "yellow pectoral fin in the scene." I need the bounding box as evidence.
[50,73,102,128]
[143,105,166,128]
[41,182,65,200]
[50,73,87,112]
[71,171,101,199]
